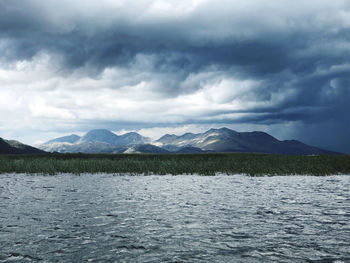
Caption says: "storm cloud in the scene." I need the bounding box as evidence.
[0,0,349,152]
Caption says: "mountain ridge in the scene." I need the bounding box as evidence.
[0,138,45,154]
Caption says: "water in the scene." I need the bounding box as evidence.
[0,174,349,262]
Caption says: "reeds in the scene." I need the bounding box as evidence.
[0,153,349,176]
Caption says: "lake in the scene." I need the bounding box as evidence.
[0,174,349,262]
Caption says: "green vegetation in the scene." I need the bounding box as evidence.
[0,153,349,176]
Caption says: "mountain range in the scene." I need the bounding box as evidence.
[37,128,338,155]
[39,129,152,153]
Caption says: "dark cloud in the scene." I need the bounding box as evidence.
[0,0,350,152]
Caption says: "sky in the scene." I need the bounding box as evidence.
[0,0,350,153]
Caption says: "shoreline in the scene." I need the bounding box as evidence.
[1,172,349,177]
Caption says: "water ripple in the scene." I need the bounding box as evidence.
[0,173,349,262]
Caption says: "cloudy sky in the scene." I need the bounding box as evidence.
[0,0,350,152]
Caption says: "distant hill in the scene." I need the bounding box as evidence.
[156,128,338,155]
[39,127,340,155]
[0,138,45,154]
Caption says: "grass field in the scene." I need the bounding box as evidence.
[0,153,349,176]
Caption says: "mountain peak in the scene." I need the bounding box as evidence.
[206,127,237,133]
[80,129,118,144]
[119,132,150,144]
[121,132,142,137]
[85,129,115,136]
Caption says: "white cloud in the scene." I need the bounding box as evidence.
[0,50,289,143]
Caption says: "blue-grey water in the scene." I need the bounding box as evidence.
[0,174,349,263]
